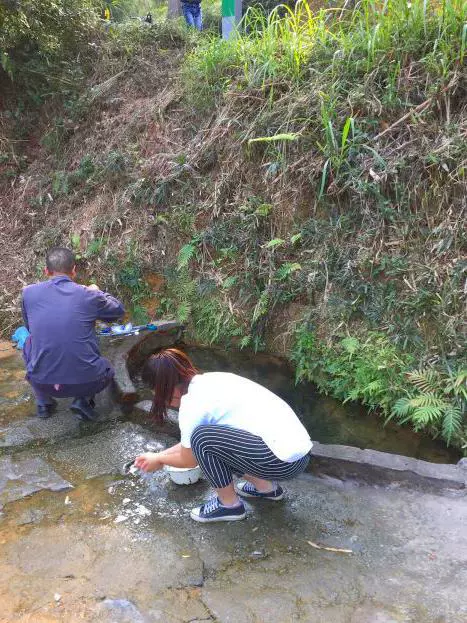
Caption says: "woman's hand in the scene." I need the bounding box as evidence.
[134,452,164,472]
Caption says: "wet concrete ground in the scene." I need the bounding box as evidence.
[1,348,466,622]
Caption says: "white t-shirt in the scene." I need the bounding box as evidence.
[178,372,312,462]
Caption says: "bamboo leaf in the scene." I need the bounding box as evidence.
[319,158,330,199]
[248,133,300,145]
[340,116,353,156]
[264,238,285,249]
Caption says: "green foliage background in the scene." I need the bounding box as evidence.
[0,0,465,451]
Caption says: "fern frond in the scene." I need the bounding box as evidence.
[442,405,463,445]
[452,370,467,387]
[445,370,467,400]
[363,380,383,394]
[275,262,301,281]
[408,393,446,409]
[412,405,445,425]
[392,397,413,422]
[406,368,439,394]
[392,397,412,417]
[177,243,197,269]
[177,301,192,322]
[239,335,251,349]
[344,389,359,402]
[341,336,359,355]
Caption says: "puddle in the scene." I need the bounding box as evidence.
[134,345,460,464]
[0,351,32,426]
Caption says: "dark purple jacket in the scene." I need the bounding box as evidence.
[21,276,124,384]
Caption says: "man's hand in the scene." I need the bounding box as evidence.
[86,284,100,292]
[134,452,164,472]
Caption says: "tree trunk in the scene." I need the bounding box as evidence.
[167,0,182,18]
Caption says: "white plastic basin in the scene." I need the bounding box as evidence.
[164,465,202,485]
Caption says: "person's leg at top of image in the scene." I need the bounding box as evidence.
[182,2,195,28]
[193,3,202,31]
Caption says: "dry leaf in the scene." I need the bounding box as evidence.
[307,540,353,554]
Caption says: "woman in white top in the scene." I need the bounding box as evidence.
[135,348,312,523]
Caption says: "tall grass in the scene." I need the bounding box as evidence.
[185,0,467,103]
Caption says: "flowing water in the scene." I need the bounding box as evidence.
[135,345,460,464]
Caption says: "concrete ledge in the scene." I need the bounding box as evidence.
[131,400,180,438]
[109,320,184,405]
[309,442,466,491]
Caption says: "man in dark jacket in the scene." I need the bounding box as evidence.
[21,247,125,420]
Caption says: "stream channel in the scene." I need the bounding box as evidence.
[134,344,460,464]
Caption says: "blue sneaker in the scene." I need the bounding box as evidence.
[190,496,246,523]
[235,481,284,500]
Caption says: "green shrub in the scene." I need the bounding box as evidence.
[292,325,466,451]
[390,367,467,448]
[0,0,100,100]
[160,264,244,346]
[112,242,151,322]
[292,326,414,415]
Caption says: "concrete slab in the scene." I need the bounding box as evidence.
[132,400,180,437]
[50,421,178,479]
[0,404,124,451]
[109,320,184,404]
[197,474,467,623]
[310,441,466,491]
[0,465,466,622]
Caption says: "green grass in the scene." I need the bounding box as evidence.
[185,0,467,102]
[169,0,467,450]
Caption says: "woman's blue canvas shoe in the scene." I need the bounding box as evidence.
[190,496,246,523]
[235,481,284,500]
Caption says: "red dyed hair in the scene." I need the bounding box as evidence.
[142,348,198,424]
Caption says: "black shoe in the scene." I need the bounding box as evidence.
[70,397,100,421]
[36,404,53,419]
[47,398,58,413]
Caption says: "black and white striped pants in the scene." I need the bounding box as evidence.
[190,425,310,489]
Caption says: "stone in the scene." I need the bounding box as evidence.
[361,448,416,471]
[413,459,466,488]
[0,382,123,451]
[16,509,46,526]
[133,400,179,436]
[97,598,146,623]
[51,421,177,479]
[110,320,184,405]
[0,456,72,509]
